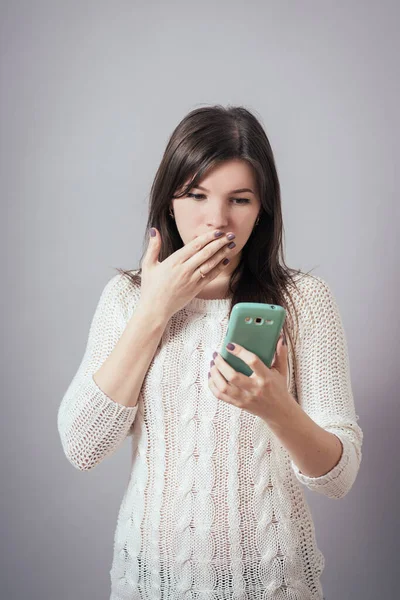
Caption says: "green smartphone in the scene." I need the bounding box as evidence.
[220,302,286,376]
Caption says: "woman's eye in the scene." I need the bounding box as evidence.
[187,193,250,204]
[187,193,204,200]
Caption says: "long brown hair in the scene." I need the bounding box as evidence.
[115,104,318,357]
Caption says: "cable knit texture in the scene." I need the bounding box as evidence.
[57,270,363,600]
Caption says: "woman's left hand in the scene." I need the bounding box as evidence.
[208,333,292,420]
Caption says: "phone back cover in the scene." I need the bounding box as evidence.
[220,302,286,376]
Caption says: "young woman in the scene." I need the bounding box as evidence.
[58,105,363,600]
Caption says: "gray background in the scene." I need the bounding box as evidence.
[1,1,399,598]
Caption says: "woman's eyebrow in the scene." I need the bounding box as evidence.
[192,185,255,195]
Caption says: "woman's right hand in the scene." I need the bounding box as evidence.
[138,228,236,320]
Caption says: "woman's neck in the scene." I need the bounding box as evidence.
[195,278,232,300]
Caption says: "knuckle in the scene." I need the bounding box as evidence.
[205,245,215,259]
[193,240,202,252]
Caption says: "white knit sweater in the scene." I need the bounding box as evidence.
[57,271,363,600]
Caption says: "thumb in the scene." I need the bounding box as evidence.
[271,332,288,372]
[145,227,161,266]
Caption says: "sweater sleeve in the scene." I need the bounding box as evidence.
[57,273,139,471]
[290,275,363,499]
